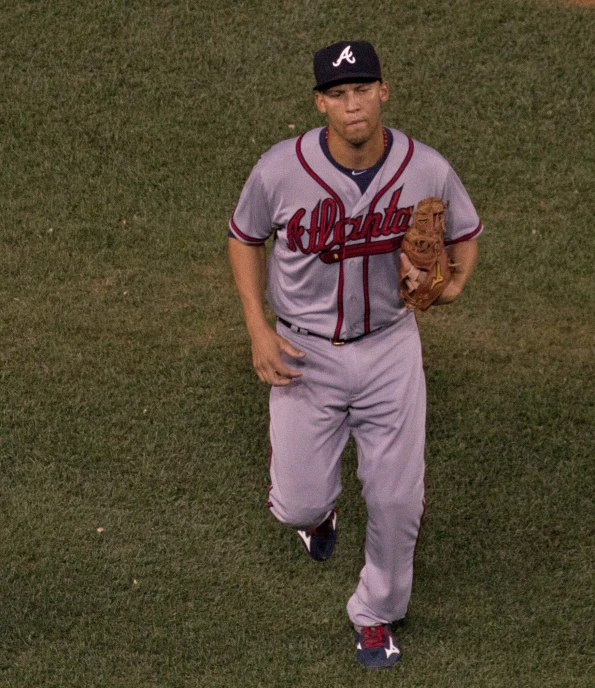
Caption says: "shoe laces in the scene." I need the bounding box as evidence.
[360,625,387,649]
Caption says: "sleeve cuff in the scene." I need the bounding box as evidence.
[229,215,267,245]
[444,221,483,246]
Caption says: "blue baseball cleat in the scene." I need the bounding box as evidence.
[297,509,337,561]
[355,624,401,669]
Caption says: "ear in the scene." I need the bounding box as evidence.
[379,80,389,103]
[315,91,328,115]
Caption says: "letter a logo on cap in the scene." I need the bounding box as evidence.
[332,45,356,67]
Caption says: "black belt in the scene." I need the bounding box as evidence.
[278,317,380,346]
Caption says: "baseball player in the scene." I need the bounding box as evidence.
[228,41,481,669]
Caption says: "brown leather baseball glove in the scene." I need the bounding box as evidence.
[399,197,451,311]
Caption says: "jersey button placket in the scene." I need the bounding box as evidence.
[343,259,363,341]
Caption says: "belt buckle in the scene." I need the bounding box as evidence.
[331,338,346,346]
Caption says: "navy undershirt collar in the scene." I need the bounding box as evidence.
[319,126,393,194]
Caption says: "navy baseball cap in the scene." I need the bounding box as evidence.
[313,41,382,91]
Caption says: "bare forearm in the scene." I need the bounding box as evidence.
[228,237,269,337]
[434,239,479,305]
[228,237,305,385]
[448,239,478,291]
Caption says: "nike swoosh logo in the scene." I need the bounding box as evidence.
[297,529,311,551]
[352,170,367,176]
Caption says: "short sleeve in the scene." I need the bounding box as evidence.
[229,163,274,245]
[443,166,483,245]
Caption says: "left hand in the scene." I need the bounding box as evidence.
[432,279,462,305]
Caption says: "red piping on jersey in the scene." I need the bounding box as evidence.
[230,213,266,245]
[444,221,483,246]
[362,256,371,333]
[335,262,345,341]
[295,135,346,217]
[368,138,414,216]
[363,136,415,332]
[296,133,347,341]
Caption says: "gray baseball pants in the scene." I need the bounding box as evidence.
[268,314,426,627]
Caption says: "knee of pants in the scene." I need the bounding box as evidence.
[364,492,425,522]
[269,495,332,530]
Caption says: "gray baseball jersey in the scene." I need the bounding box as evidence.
[230,126,482,340]
[230,125,482,628]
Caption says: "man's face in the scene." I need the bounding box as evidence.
[315,80,389,146]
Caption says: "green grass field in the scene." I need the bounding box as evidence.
[1,0,593,686]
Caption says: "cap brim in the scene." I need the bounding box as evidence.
[313,76,381,91]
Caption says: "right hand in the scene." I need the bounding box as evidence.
[251,326,306,386]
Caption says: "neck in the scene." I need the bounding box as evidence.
[327,123,385,170]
